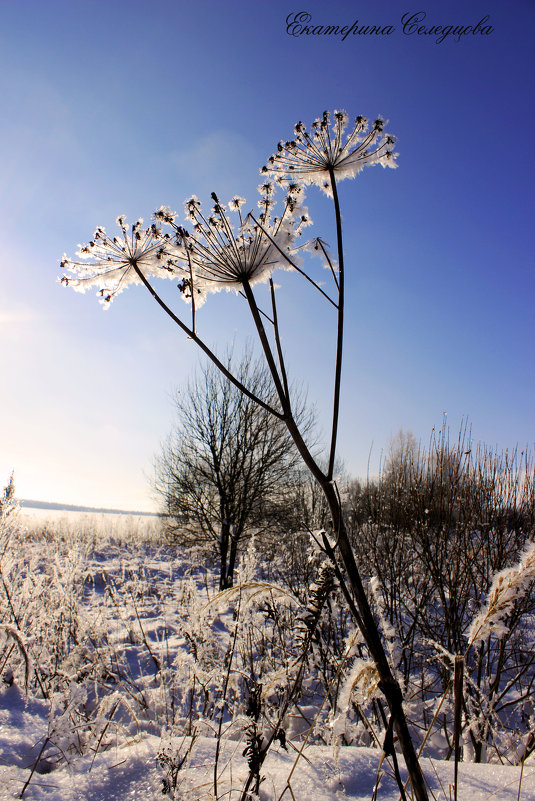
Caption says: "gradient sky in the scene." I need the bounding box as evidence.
[0,0,533,511]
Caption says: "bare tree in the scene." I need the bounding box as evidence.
[154,351,310,589]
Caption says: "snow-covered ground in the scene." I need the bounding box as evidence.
[2,702,533,801]
[0,511,533,800]
[19,507,161,543]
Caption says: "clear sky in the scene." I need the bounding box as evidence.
[0,0,533,511]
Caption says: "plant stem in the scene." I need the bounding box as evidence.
[319,481,429,801]
[131,264,283,419]
[327,167,345,481]
[270,279,290,403]
[242,279,288,409]
[138,189,431,799]
[453,656,464,801]
[249,213,338,308]
[214,593,241,798]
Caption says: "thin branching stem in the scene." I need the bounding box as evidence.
[316,238,339,291]
[238,577,332,801]
[237,290,274,325]
[270,279,290,403]
[131,264,284,419]
[185,248,196,334]
[214,592,241,798]
[19,737,50,798]
[249,213,338,309]
[242,278,330,498]
[242,279,288,411]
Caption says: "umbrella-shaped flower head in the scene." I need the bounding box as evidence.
[60,217,183,307]
[157,183,311,307]
[262,110,397,196]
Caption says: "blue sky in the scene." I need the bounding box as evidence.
[0,0,533,511]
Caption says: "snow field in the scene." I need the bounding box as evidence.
[0,510,533,800]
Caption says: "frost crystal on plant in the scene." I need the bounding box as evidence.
[468,540,535,645]
[262,109,397,196]
[60,218,182,307]
[159,185,311,307]
[61,188,312,313]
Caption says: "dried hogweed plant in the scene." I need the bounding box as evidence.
[61,110,429,800]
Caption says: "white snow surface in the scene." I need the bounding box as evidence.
[1,709,533,801]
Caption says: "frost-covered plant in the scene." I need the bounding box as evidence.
[263,110,396,196]
[60,216,181,307]
[1,535,105,704]
[331,649,380,747]
[347,432,535,763]
[0,475,18,553]
[468,540,535,646]
[0,477,28,685]
[157,731,198,799]
[458,541,535,761]
[156,184,311,308]
[62,185,310,332]
[60,110,432,800]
